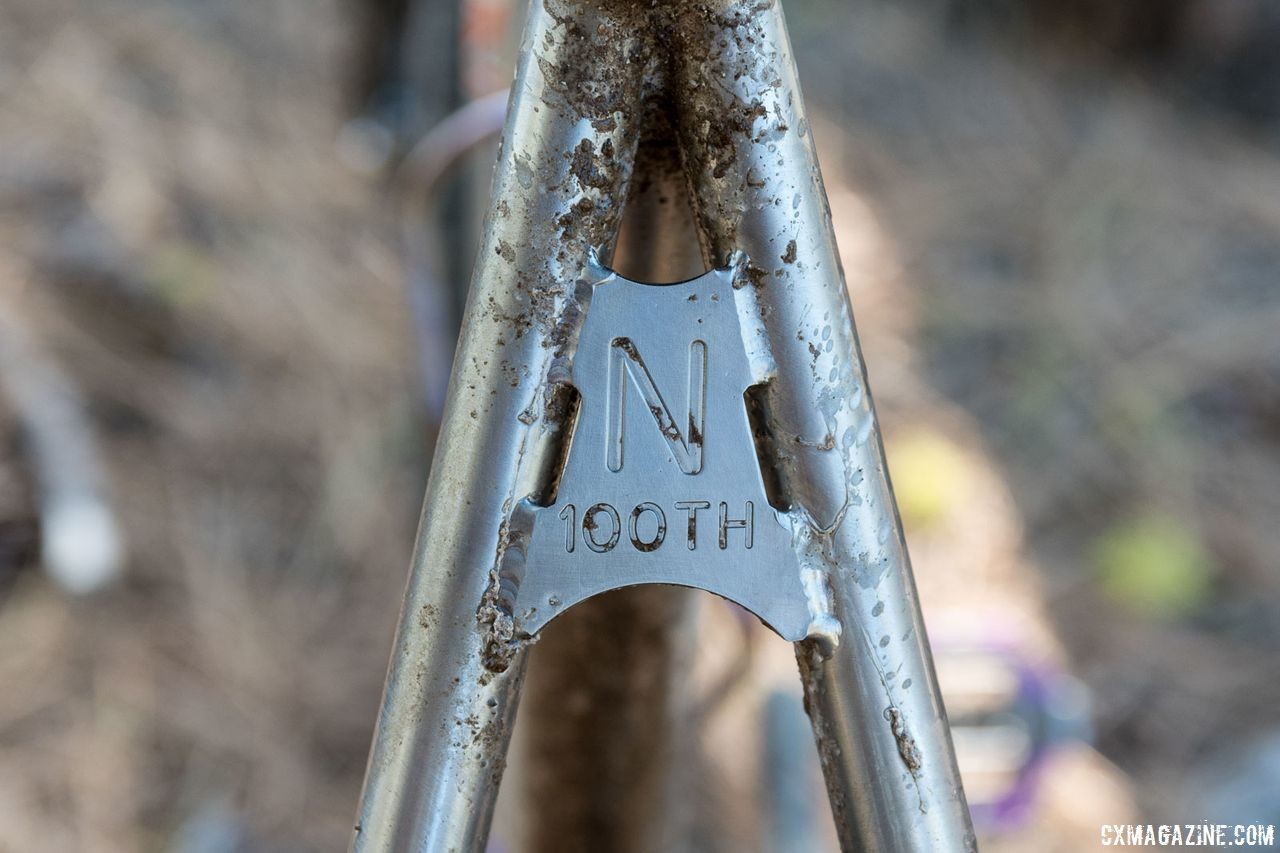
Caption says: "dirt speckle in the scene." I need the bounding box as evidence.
[885,706,923,775]
[781,238,797,264]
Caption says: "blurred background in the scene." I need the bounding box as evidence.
[2,0,1279,849]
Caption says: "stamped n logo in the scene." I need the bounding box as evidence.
[606,336,706,475]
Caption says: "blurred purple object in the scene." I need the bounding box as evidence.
[932,630,1092,833]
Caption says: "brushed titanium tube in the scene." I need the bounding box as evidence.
[667,1,976,850]
[350,0,656,848]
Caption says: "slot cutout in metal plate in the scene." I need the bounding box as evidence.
[496,263,812,640]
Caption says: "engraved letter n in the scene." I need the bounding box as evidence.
[607,337,706,475]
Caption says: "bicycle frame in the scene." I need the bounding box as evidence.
[352,1,975,849]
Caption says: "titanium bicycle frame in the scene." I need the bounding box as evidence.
[352,1,975,849]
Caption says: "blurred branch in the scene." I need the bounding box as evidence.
[0,280,123,593]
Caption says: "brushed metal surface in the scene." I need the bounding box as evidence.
[498,261,813,642]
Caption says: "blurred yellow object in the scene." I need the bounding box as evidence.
[888,430,969,531]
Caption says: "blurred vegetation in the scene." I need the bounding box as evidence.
[1093,513,1213,620]
[792,0,1280,829]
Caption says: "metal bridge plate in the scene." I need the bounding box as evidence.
[496,262,817,641]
